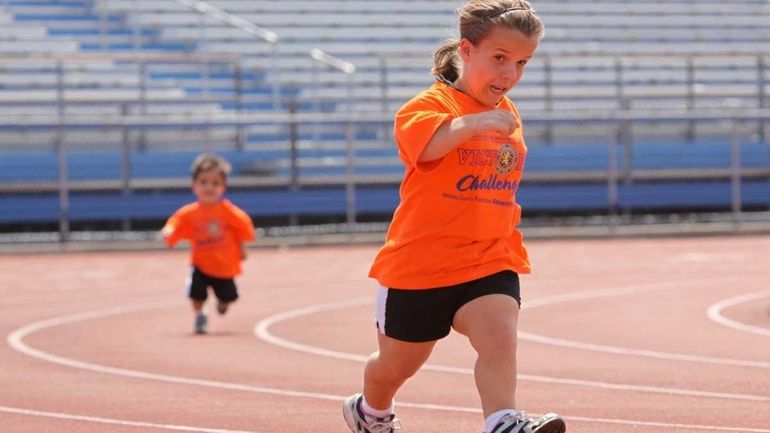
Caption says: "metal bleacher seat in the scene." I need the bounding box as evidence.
[0,0,768,226]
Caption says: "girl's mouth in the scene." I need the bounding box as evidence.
[490,85,507,96]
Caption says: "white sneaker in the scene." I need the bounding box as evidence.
[342,393,401,433]
[194,312,208,334]
[489,412,566,433]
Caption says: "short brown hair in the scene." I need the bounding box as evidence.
[190,154,232,181]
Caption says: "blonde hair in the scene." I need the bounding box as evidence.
[191,153,232,181]
[432,0,544,83]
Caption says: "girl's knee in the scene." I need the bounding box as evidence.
[474,323,518,354]
[384,359,422,382]
[368,351,424,383]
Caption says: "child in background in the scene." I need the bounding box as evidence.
[343,1,566,433]
[162,154,256,334]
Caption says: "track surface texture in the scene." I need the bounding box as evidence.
[2,235,769,433]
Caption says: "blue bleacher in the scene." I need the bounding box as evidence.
[1,0,769,227]
[1,137,767,183]
[3,179,770,224]
[1,135,768,225]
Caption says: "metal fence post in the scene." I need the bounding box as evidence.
[287,99,300,226]
[614,56,625,112]
[730,119,742,222]
[608,121,619,226]
[543,54,553,145]
[378,55,390,142]
[310,48,358,232]
[138,60,147,150]
[55,60,70,242]
[620,96,633,183]
[121,104,132,231]
[758,55,767,143]
[686,56,696,142]
[312,60,320,144]
[345,76,357,231]
[270,42,280,109]
[234,59,245,150]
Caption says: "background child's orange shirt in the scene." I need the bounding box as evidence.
[163,199,255,278]
[369,82,531,289]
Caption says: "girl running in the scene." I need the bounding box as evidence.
[343,1,566,433]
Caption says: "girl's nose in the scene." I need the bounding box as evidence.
[502,64,518,81]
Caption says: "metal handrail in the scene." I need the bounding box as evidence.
[175,0,278,43]
[0,52,239,62]
[3,107,768,241]
[173,0,281,109]
[2,106,769,126]
[310,49,356,74]
[375,50,770,143]
[94,0,278,108]
[309,48,358,229]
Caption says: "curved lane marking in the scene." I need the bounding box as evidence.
[7,302,346,403]
[516,332,770,368]
[0,405,263,433]
[253,297,770,402]
[6,296,770,432]
[259,278,770,369]
[706,290,770,337]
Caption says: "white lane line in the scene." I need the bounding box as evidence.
[0,405,263,433]
[7,298,770,432]
[6,302,347,403]
[522,280,770,367]
[517,331,770,368]
[564,414,770,433]
[707,290,770,337]
[503,277,770,368]
[253,297,770,402]
[256,277,770,370]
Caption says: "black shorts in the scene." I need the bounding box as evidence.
[186,266,239,303]
[375,270,521,343]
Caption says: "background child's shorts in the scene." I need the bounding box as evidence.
[375,270,520,343]
[186,266,239,303]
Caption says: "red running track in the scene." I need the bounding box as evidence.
[1,235,769,433]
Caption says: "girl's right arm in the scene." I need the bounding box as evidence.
[418,109,520,163]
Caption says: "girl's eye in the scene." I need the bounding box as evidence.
[495,55,505,62]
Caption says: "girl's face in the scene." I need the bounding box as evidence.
[192,169,226,205]
[456,26,539,108]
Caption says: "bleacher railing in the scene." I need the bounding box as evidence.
[310,48,357,230]
[94,0,282,109]
[1,107,769,241]
[375,51,769,141]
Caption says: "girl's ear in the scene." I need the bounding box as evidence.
[458,38,474,62]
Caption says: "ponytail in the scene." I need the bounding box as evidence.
[432,1,543,84]
[432,38,461,83]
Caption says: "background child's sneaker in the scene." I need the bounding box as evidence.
[342,393,401,433]
[216,301,229,315]
[194,312,208,334]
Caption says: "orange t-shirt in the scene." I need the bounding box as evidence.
[369,82,531,289]
[163,199,256,279]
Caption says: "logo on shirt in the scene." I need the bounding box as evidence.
[495,143,518,175]
[207,220,222,236]
[456,173,519,193]
[457,143,522,173]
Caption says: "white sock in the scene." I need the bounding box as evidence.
[485,409,521,433]
[361,396,394,419]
